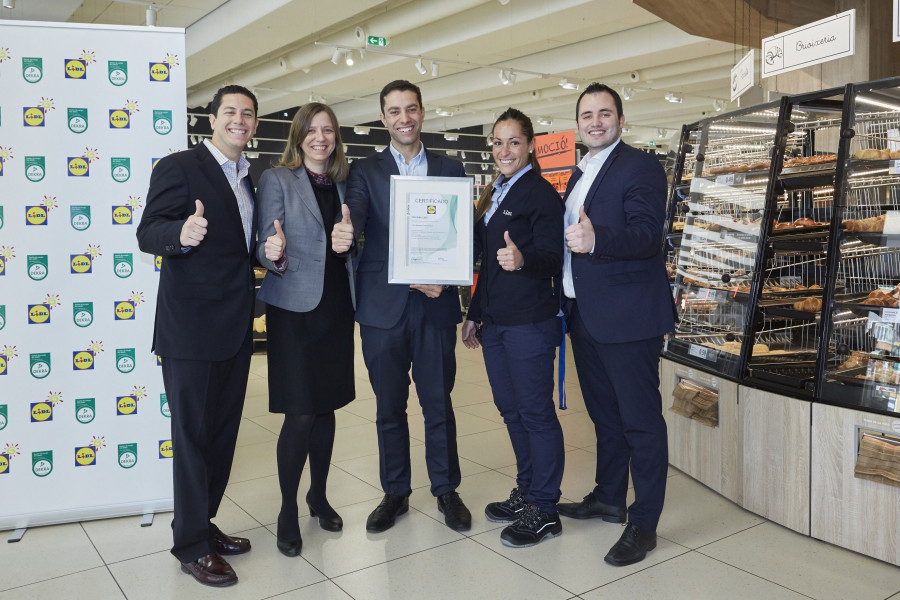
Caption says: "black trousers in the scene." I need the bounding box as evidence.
[160,329,252,563]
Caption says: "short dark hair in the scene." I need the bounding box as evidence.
[209,85,258,116]
[379,80,423,113]
[575,83,623,120]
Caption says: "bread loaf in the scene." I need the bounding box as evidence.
[792,297,822,312]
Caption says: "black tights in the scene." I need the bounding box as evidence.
[276,412,336,533]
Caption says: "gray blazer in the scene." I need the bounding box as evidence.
[256,165,355,312]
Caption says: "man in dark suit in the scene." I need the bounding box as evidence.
[136,85,259,587]
[557,83,676,567]
[332,80,471,533]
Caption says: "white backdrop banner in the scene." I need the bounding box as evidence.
[0,21,185,530]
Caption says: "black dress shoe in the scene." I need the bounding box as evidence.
[437,491,471,531]
[276,510,302,557]
[212,528,251,555]
[180,553,238,587]
[604,522,657,566]
[306,492,343,532]
[366,493,409,532]
[557,493,626,523]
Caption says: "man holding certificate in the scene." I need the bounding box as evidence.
[332,80,471,533]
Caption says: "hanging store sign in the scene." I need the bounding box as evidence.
[894,0,900,42]
[761,9,855,78]
[731,50,754,102]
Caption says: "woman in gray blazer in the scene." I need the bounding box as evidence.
[256,102,355,557]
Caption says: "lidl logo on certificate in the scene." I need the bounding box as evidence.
[406,193,458,266]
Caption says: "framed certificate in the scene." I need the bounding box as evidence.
[388,175,474,285]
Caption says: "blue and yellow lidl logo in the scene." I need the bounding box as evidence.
[74,446,96,466]
[151,157,162,170]
[64,59,87,79]
[109,109,130,129]
[112,206,132,225]
[23,107,44,127]
[70,254,92,274]
[0,454,9,474]
[154,255,162,271]
[28,304,50,324]
[158,440,173,458]
[0,257,5,276]
[25,206,48,226]
[149,62,170,82]
[68,157,89,177]
[114,300,135,320]
[30,401,53,422]
[0,356,6,375]
[427,205,436,214]
[72,350,94,371]
[116,395,137,415]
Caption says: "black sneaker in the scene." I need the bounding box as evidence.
[484,487,526,523]
[500,504,562,548]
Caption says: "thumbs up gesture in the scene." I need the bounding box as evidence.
[497,230,523,271]
[565,205,595,254]
[332,203,354,253]
[180,199,208,247]
[265,219,286,262]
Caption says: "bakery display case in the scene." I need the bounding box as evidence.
[744,88,845,394]
[664,101,782,380]
[816,77,900,417]
[664,123,701,282]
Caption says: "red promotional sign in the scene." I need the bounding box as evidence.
[535,131,575,170]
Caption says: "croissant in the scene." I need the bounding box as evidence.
[793,297,822,312]
[844,214,885,232]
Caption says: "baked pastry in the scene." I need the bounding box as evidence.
[793,297,822,312]
[843,213,886,232]
[838,352,869,370]
[793,218,817,227]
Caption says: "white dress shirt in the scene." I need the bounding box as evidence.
[203,139,254,251]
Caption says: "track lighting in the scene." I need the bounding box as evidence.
[414,57,426,75]
[665,92,683,103]
[353,126,370,135]
[188,115,197,127]
[444,133,458,141]
[431,61,439,77]
[559,78,579,90]
[713,99,726,112]
[460,151,467,159]
[499,69,510,85]
[435,107,453,117]
[344,51,354,66]
[537,117,552,126]
[621,87,634,101]
[2,0,15,8]
[331,48,342,65]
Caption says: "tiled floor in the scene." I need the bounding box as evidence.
[2,326,899,599]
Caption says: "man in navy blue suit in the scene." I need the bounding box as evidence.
[332,80,471,533]
[557,83,676,566]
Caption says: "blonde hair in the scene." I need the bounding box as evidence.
[276,102,349,182]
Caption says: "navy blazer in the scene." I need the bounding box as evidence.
[468,169,563,326]
[564,141,676,344]
[136,143,257,360]
[344,147,465,329]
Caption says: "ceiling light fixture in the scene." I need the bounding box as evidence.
[414,57,426,75]
[559,78,579,90]
[344,51,354,66]
[444,133,458,141]
[331,48,342,65]
[353,126,370,135]
[375,145,387,152]
[499,69,510,85]
[145,6,157,26]
[713,99,726,112]
[621,87,634,101]
[622,126,631,133]
[482,163,489,171]
[657,128,667,139]
[431,61,439,77]
[460,151,467,159]
[481,152,489,160]
[188,114,197,127]
[2,0,15,8]
[537,117,552,126]
[435,107,453,117]
[665,92,683,103]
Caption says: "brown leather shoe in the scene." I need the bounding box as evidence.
[213,529,251,555]
[180,553,238,587]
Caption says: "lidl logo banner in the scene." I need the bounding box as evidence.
[23,106,45,127]
[70,254,92,274]
[73,302,93,327]
[73,350,94,371]
[111,157,130,182]
[64,58,87,79]
[118,443,137,468]
[22,57,42,83]
[25,206,48,226]
[116,395,137,416]
[71,206,91,230]
[151,157,162,169]
[28,304,51,325]
[27,255,48,281]
[149,62,170,82]
[0,405,7,430]
[116,348,135,373]
[114,300,135,320]
[68,108,88,134]
[32,450,53,477]
[25,156,45,182]
[67,156,89,177]
[30,401,53,422]
[112,206,132,225]
[30,353,50,379]
[152,110,172,135]
[108,61,127,86]
[160,393,170,418]
[75,398,95,424]
[0,454,10,474]
[154,255,162,271]
[113,253,133,278]
[158,439,173,459]
[109,109,130,129]
[74,446,96,466]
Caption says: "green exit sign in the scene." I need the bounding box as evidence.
[648,141,657,147]
[366,36,389,47]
